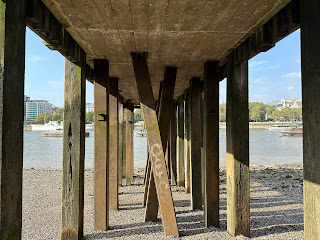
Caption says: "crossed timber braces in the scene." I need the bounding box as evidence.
[131,52,179,237]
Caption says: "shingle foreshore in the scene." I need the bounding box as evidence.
[22,165,303,239]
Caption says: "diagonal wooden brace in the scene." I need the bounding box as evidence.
[131,52,179,237]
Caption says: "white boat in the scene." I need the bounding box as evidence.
[266,125,297,131]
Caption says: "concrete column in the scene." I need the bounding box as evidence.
[190,78,202,210]
[301,1,320,238]
[108,77,119,210]
[93,59,108,231]
[125,102,134,185]
[226,52,250,237]
[184,93,191,193]
[177,100,185,186]
[204,61,220,227]
[61,52,86,239]
[0,1,26,239]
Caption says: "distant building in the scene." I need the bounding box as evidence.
[24,95,53,120]
[268,98,302,109]
[86,103,94,112]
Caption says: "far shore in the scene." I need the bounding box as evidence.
[220,121,302,129]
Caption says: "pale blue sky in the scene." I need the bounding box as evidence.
[25,28,301,106]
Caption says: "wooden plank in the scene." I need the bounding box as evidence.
[300,1,320,239]
[184,92,191,194]
[204,61,220,227]
[93,59,109,231]
[170,105,177,186]
[131,53,179,237]
[190,78,202,210]
[118,102,124,186]
[226,52,250,237]
[109,77,119,210]
[0,1,25,239]
[177,100,185,187]
[61,52,86,239]
[125,102,134,185]
[145,66,178,221]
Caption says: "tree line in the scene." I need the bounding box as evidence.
[219,102,302,122]
[29,109,95,124]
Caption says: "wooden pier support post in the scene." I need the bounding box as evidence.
[177,100,185,187]
[184,93,191,193]
[131,52,179,237]
[118,102,124,186]
[93,59,109,230]
[170,105,177,186]
[204,61,220,227]
[190,78,202,210]
[125,102,134,185]
[0,1,26,238]
[122,105,127,179]
[61,52,86,239]
[301,1,320,238]
[226,52,250,237]
[109,77,119,210]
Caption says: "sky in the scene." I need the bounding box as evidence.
[25,28,301,106]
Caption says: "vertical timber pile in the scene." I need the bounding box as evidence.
[61,52,86,239]
[0,1,26,239]
[122,105,127,179]
[204,61,220,227]
[108,77,119,210]
[190,78,202,209]
[93,59,108,230]
[170,105,177,185]
[125,102,134,185]
[118,102,124,186]
[131,52,179,236]
[226,52,250,237]
[301,1,320,238]
[184,93,191,193]
[177,100,185,186]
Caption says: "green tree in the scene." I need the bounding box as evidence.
[34,114,45,124]
[44,114,52,123]
[134,109,143,122]
[219,103,226,122]
[52,108,63,123]
[86,111,94,123]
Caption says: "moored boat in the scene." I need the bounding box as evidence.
[281,127,303,137]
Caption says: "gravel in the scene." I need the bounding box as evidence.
[22,165,304,239]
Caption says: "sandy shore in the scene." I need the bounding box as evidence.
[22,165,303,239]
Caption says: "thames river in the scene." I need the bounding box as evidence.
[23,129,303,169]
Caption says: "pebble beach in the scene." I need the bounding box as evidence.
[22,165,304,239]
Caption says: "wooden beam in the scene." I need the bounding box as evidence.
[93,59,109,231]
[226,52,250,237]
[109,77,119,210]
[145,66,177,221]
[170,105,177,186]
[131,52,179,237]
[125,102,134,185]
[177,100,185,187]
[0,1,25,239]
[301,1,320,238]
[118,102,124,186]
[184,92,191,194]
[204,61,220,227]
[61,51,86,240]
[190,78,202,210]
[122,104,127,179]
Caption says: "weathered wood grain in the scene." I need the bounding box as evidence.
[301,1,320,239]
[125,102,134,185]
[93,59,108,231]
[61,52,86,240]
[226,52,250,237]
[184,92,191,194]
[0,1,26,239]
[177,100,185,187]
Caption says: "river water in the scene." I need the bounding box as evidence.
[23,129,302,169]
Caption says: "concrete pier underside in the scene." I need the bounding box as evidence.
[41,0,290,103]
